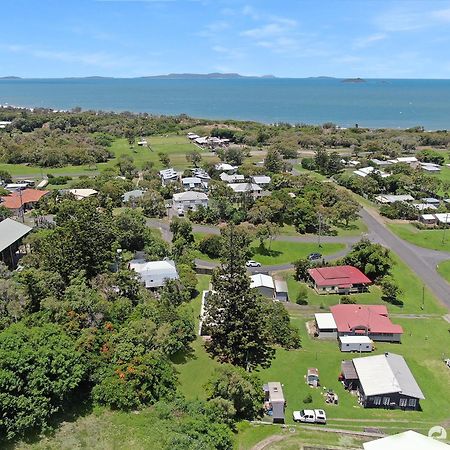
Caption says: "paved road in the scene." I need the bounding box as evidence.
[361,207,450,311]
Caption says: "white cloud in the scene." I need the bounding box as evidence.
[431,7,450,22]
[196,21,230,37]
[353,33,387,49]
[212,45,244,59]
[241,17,297,39]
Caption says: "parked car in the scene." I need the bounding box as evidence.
[308,253,322,261]
[246,260,261,267]
[293,409,326,424]
[444,358,450,369]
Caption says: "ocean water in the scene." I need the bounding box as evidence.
[1,78,450,129]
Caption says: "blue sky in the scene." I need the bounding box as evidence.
[2,0,450,78]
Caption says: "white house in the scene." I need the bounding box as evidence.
[128,258,179,289]
[64,189,98,200]
[181,177,205,191]
[220,172,245,183]
[354,167,390,178]
[228,183,263,198]
[215,163,237,173]
[173,191,208,211]
[251,175,271,187]
[375,194,414,204]
[363,430,449,450]
[159,168,179,185]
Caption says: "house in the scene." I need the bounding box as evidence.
[0,218,32,268]
[187,132,200,140]
[228,183,263,198]
[314,313,338,339]
[420,162,441,172]
[421,197,440,206]
[63,189,98,200]
[192,168,211,181]
[181,177,205,191]
[354,167,389,178]
[219,172,245,183]
[419,213,437,225]
[263,382,285,423]
[330,304,403,342]
[342,352,425,410]
[363,430,450,450]
[159,168,179,185]
[128,258,178,289]
[122,189,145,203]
[375,194,414,204]
[435,213,450,225]
[1,189,49,216]
[371,159,392,167]
[338,335,373,353]
[173,191,208,211]
[250,273,275,298]
[413,203,437,212]
[395,156,418,164]
[215,163,237,173]
[307,265,372,295]
[251,175,271,187]
[274,278,289,302]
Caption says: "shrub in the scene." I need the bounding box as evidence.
[303,394,313,404]
[198,234,222,259]
[340,295,356,304]
[296,284,309,305]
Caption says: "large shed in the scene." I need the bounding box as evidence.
[339,335,373,353]
[0,218,32,268]
[314,313,338,339]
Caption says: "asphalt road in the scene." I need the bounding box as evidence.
[361,208,450,311]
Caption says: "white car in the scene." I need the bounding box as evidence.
[293,409,326,424]
[246,260,261,267]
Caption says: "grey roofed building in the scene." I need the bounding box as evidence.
[122,189,145,203]
[375,194,414,204]
[251,175,271,186]
[220,172,245,183]
[128,258,179,289]
[0,218,32,268]
[274,278,289,302]
[353,353,424,398]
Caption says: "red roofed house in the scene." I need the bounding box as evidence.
[0,189,50,216]
[307,265,372,295]
[331,304,403,342]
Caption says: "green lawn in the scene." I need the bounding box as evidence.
[437,259,450,283]
[388,223,450,253]
[193,233,345,266]
[285,252,446,315]
[0,135,217,178]
[278,217,367,238]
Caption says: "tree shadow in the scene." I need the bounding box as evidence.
[171,346,198,365]
[251,245,282,258]
[0,386,94,448]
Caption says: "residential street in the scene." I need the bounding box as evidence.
[147,209,450,312]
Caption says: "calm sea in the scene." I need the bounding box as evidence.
[1,78,450,129]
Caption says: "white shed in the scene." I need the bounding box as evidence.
[339,335,373,353]
[314,313,337,339]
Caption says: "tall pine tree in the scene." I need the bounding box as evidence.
[204,225,274,371]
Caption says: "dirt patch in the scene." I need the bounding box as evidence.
[251,434,287,450]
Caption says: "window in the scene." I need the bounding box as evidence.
[408,398,417,407]
[383,397,390,406]
[399,398,407,407]
[373,396,381,405]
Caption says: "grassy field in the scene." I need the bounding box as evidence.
[278,217,368,238]
[388,222,450,253]
[437,259,450,283]
[0,135,218,178]
[193,232,346,266]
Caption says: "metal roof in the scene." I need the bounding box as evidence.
[314,313,337,330]
[352,353,425,399]
[341,360,358,380]
[250,274,274,289]
[173,191,208,201]
[267,382,284,402]
[363,430,450,450]
[274,279,288,293]
[128,259,179,288]
[339,335,373,344]
[0,218,32,253]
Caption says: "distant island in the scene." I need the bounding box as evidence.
[0,76,22,80]
[342,77,366,83]
[141,73,276,80]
